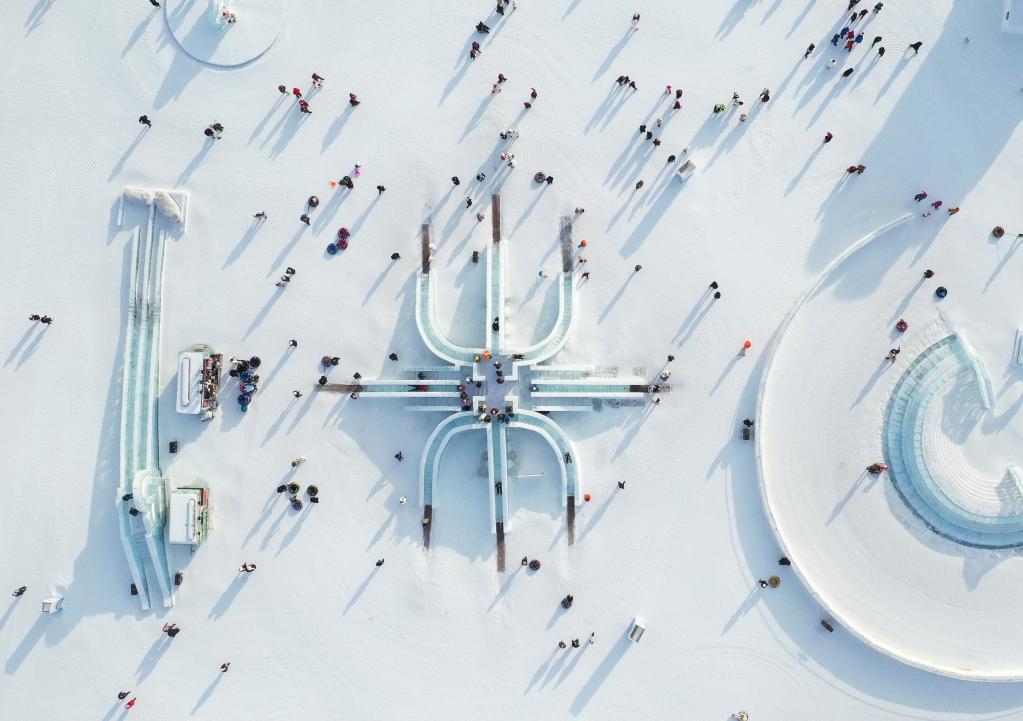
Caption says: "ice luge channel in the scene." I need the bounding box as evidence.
[117,190,186,609]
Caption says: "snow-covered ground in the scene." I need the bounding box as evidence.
[2,0,1023,718]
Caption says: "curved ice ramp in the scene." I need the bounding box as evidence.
[509,410,578,503]
[516,272,577,363]
[510,410,579,544]
[884,335,1023,548]
[118,202,176,609]
[415,273,483,365]
[418,412,484,508]
[955,331,994,411]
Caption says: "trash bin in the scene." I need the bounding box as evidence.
[628,617,646,643]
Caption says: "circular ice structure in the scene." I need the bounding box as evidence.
[165,0,286,68]
[757,216,1023,682]
[883,336,1023,549]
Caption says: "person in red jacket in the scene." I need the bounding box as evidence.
[292,87,302,98]
[125,698,137,709]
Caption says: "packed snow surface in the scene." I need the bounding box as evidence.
[2,0,1023,719]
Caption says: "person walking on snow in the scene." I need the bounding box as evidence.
[871,35,882,47]
[909,41,923,54]
[804,43,815,58]
[845,38,855,51]
[394,451,404,461]
[842,67,855,77]
[292,87,302,99]
[221,662,231,672]
[931,200,943,210]
[855,32,864,44]
[631,13,640,29]
[914,191,928,202]
[118,691,131,700]
[125,698,137,709]
[824,131,833,142]
[831,33,840,45]
[138,115,151,127]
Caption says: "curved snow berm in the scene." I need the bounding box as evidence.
[164,0,287,68]
[757,213,1023,682]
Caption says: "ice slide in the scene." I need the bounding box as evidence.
[116,190,186,610]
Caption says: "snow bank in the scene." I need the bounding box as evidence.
[154,190,183,224]
[122,186,154,205]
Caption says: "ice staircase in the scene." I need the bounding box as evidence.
[884,334,1023,548]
